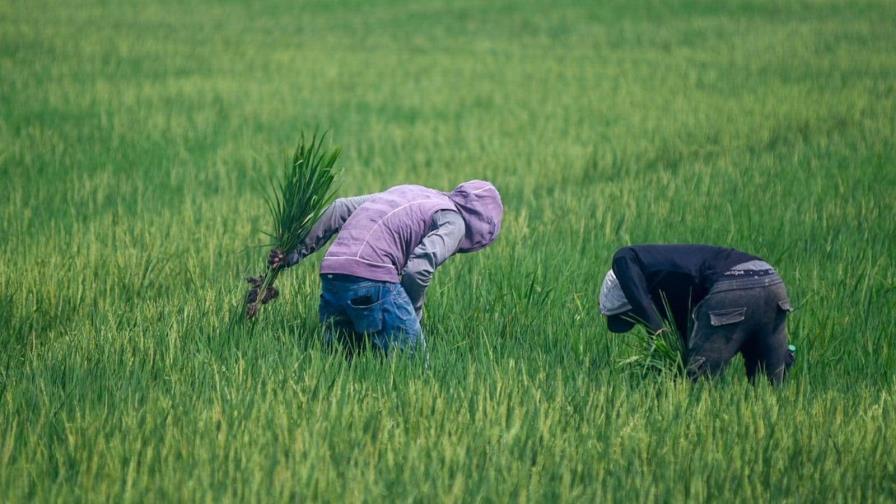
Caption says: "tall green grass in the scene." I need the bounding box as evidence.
[2,0,895,501]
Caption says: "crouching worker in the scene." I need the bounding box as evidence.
[267,181,503,357]
[599,244,795,384]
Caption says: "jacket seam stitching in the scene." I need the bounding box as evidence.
[354,198,445,258]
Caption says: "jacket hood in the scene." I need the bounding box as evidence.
[447,180,504,253]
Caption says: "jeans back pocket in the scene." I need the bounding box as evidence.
[709,307,747,326]
[347,292,385,334]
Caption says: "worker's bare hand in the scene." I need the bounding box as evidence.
[261,286,279,304]
[268,249,285,270]
[245,287,259,304]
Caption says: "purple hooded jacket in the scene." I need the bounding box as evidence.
[320,181,503,283]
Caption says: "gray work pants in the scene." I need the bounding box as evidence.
[687,275,792,385]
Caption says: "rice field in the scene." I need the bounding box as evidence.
[2,0,895,501]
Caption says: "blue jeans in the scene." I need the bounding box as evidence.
[319,274,424,357]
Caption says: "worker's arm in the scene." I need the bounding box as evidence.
[612,247,666,333]
[401,210,466,320]
[269,194,374,269]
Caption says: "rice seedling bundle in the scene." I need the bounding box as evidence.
[245,133,341,319]
[616,296,688,376]
[617,323,687,377]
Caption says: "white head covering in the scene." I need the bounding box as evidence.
[599,269,632,316]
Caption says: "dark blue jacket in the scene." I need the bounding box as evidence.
[612,245,760,336]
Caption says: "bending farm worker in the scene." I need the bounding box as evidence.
[599,244,795,384]
[267,180,503,356]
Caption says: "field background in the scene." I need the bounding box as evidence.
[2,0,895,501]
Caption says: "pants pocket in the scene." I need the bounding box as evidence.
[709,307,747,327]
[347,294,385,334]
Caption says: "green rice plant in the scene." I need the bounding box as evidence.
[4,0,896,499]
[245,132,341,319]
[617,294,687,377]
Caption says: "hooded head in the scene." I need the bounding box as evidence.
[447,180,504,253]
[599,269,636,333]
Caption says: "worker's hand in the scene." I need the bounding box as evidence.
[268,249,286,270]
[245,276,263,305]
[245,287,259,305]
[261,286,279,305]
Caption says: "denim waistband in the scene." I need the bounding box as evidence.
[710,273,783,294]
[321,273,401,287]
[321,273,376,284]
[719,260,777,279]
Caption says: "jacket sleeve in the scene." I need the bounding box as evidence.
[401,210,466,319]
[284,194,374,266]
[612,247,665,333]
